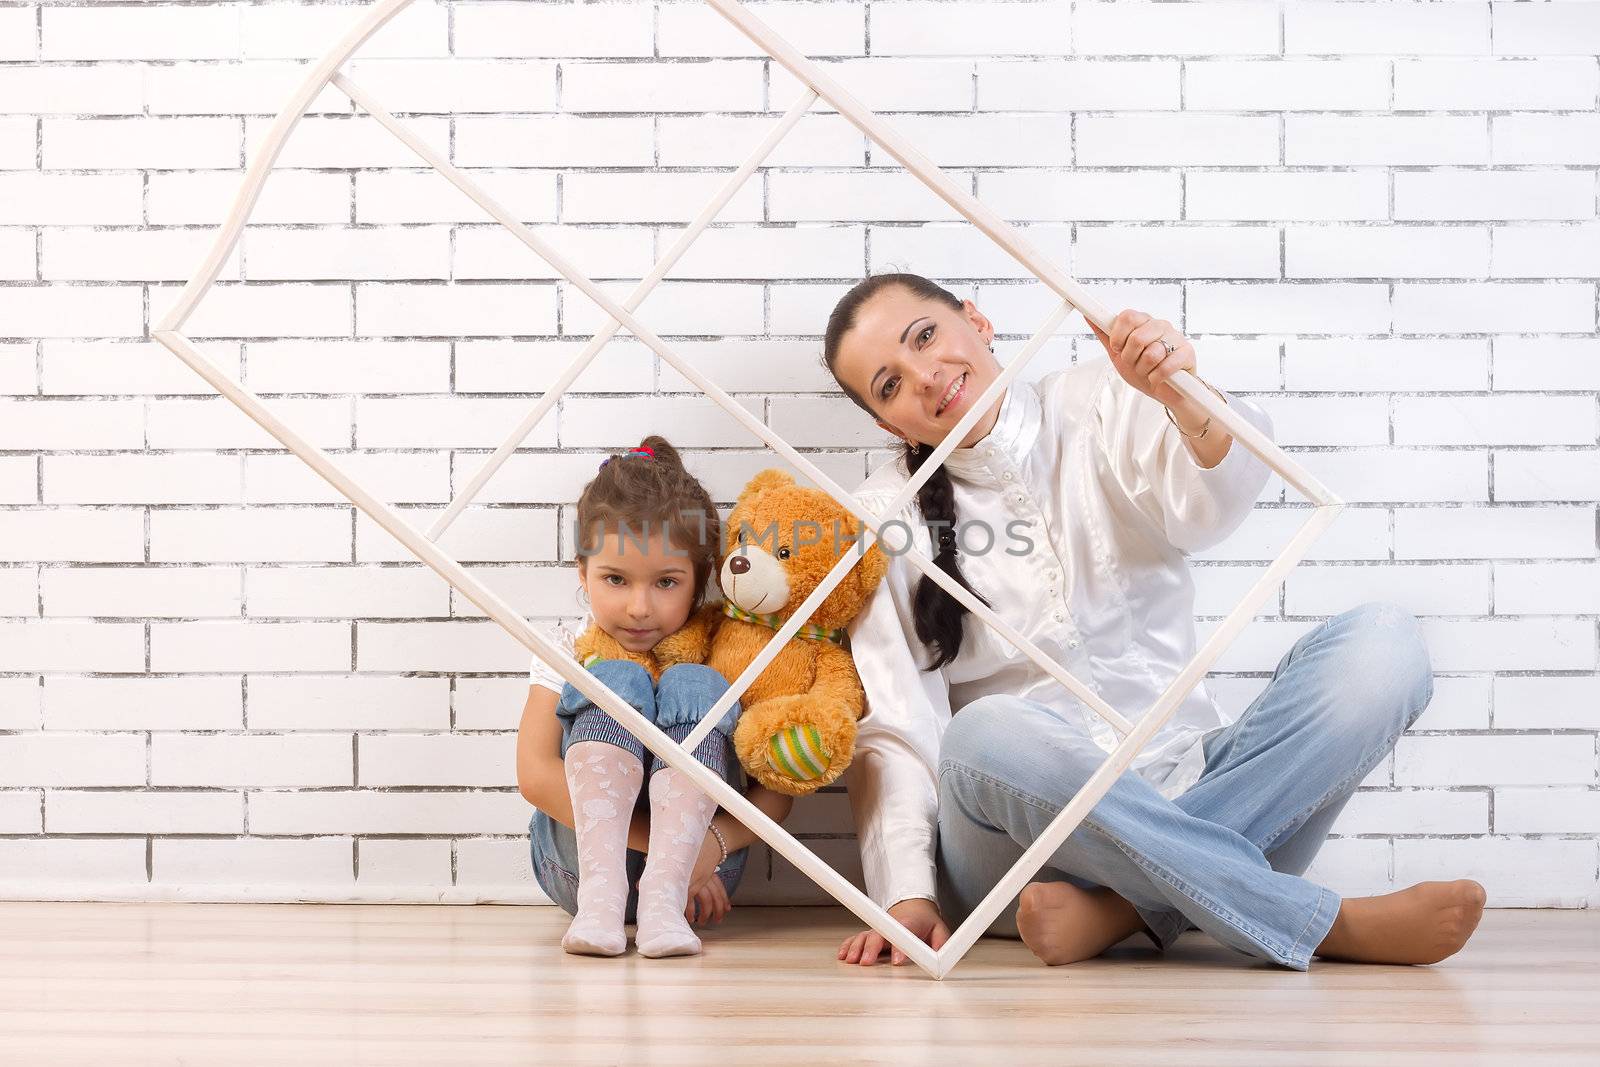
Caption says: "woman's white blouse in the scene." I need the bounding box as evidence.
[844,358,1276,911]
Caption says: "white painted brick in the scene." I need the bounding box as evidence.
[1186,171,1388,222]
[1494,675,1600,731]
[0,115,31,169]
[1193,506,1391,563]
[1286,1,1488,55]
[44,675,241,731]
[1494,2,1600,56]
[43,117,239,170]
[241,0,448,60]
[0,455,37,505]
[1074,222,1277,281]
[356,397,557,449]
[1287,116,1488,166]
[1395,838,1595,908]
[0,7,36,61]
[148,171,351,226]
[47,791,242,835]
[1078,114,1278,166]
[1396,282,1594,334]
[1398,734,1592,788]
[1495,562,1600,616]
[144,61,350,117]
[564,280,763,337]
[1075,0,1278,55]
[243,226,449,282]
[1185,58,1387,110]
[1395,507,1594,561]
[147,396,351,450]
[154,837,354,886]
[1492,222,1600,279]
[868,114,1070,168]
[454,676,528,731]
[656,114,864,168]
[0,677,41,730]
[43,455,242,506]
[1493,450,1598,503]
[355,282,557,338]
[360,733,513,787]
[1287,225,1489,280]
[0,510,143,563]
[1188,283,1390,335]
[245,115,449,170]
[780,58,971,112]
[653,341,841,394]
[1414,675,1492,731]
[1283,450,1488,505]
[0,839,146,885]
[162,283,352,339]
[0,398,142,449]
[563,60,763,112]
[642,225,859,282]
[41,566,241,619]
[358,619,531,674]
[454,2,653,58]
[355,169,557,225]
[0,285,143,340]
[0,791,41,834]
[558,395,753,449]
[0,732,145,787]
[1335,789,1489,837]
[769,171,964,223]
[453,338,650,394]
[342,58,557,114]
[0,565,35,617]
[248,675,449,731]
[1421,618,1594,672]
[43,228,241,283]
[0,65,142,116]
[1286,563,1490,618]
[657,2,865,58]
[243,452,451,506]
[355,506,557,564]
[1495,337,1600,392]
[1492,113,1600,165]
[1287,338,1489,392]
[0,228,34,281]
[246,566,448,619]
[1496,787,1600,835]
[244,341,450,395]
[562,171,763,223]
[0,343,34,394]
[448,564,584,620]
[42,6,241,61]
[1397,396,1596,446]
[453,115,652,167]
[249,790,526,835]
[976,57,1173,110]
[153,732,351,787]
[983,170,1182,222]
[150,507,351,564]
[1396,171,1595,222]
[151,621,350,673]
[357,839,452,886]
[1395,57,1598,110]
[871,2,1070,57]
[451,224,653,282]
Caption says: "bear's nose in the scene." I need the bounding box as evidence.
[728,555,750,575]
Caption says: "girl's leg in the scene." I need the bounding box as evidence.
[634,662,742,958]
[555,659,656,957]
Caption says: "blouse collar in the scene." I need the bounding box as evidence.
[935,376,1044,483]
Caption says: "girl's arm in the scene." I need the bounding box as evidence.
[517,683,652,853]
[711,782,795,852]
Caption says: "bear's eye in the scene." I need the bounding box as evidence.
[777,546,790,561]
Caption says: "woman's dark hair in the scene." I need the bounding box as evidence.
[821,272,991,672]
[574,435,721,608]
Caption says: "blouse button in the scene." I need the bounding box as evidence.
[1053,611,1065,623]
[1067,638,1080,649]
[1002,471,1014,481]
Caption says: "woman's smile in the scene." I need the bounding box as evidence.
[934,371,968,417]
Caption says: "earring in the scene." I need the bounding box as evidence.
[575,586,590,609]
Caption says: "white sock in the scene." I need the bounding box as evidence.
[560,740,644,957]
[634,767,719,958]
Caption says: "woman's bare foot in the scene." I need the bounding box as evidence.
[1316,879,1487,965]
[1016,881,1145,966]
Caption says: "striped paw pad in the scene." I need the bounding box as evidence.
[766,725,831,781]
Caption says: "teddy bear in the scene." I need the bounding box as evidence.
[653,469,889,797]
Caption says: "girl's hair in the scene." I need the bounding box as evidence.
[574,435,721,607]
[821,272,991,672]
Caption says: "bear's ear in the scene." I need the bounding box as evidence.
[742,468,795,500]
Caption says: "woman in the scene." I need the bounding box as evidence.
[823,273,1485,970]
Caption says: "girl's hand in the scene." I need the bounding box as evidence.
[685,873,731,927]
[1089,309,1198,411]
[687,830,723,894]
[837,897,950,967]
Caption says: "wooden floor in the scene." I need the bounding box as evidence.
[1,903,1595,1065]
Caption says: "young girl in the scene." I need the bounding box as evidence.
[516,435,795,958]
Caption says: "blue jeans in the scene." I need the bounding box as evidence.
[529,660,750,921]
[935,601,1434,971]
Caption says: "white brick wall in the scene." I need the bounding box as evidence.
[0,0,1594,910]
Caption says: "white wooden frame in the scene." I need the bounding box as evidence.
[152,0,1345,980]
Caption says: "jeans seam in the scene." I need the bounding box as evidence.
[942,759,1305,965]
[1257,718,1411,857]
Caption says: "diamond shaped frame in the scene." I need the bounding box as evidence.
[151,0,1345,979]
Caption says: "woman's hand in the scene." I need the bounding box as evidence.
[1089,309,1198,411]
[685,872,731,927]
[837,896,950,967]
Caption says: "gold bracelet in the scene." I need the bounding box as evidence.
[1164,376,1227,439]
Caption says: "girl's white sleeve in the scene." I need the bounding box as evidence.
[844,494,952,912]
[528,622,580,695]
[1093,367,1276,555]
